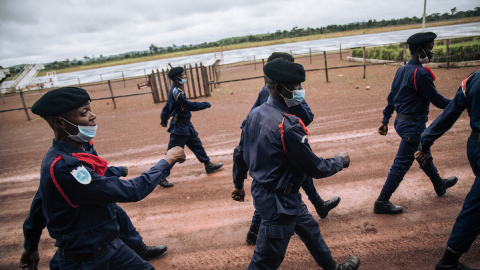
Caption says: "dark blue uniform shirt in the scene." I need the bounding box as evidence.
[420,70,480,152]
[38,139,170,254]
[233,97,345,215]
[160,82,211,135]
[240,85,314,128]
[382,60,450,124]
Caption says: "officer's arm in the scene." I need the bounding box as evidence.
[284,126,345,179]
[382,73,398,125]
[233,138,248,189]
[417,73,451,109]
[105,166,128,177]
[160,102,170,125]
[23,190,45,253]
[419,88,467,153]
[286,100,314,127]
[175,90,211,111]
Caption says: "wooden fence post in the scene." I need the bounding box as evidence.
[150,72,160,103]
[107,80,117,109]
[339,44,342,61]
[310,48,312,64]
[254,55,256,71]
[183,65,192,98]
[195,63,202,97]
[78,78,82,87]
[446,39,450,70]
[323,51,329,83]
[362,47,366,79]
[201,64,210,97]
[188,64,195,98]
[122,71,126,87]
[19,91,31,120]
[162,69,169,93]
[156,69,165,102]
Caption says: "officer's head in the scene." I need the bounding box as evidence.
[267,52,294,63]
[32,87,96,145]
[168,67,187,85]
[263,58,305,106]
[407,32,436,62]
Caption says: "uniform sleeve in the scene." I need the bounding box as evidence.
[382,80,396,124]
[105,166,127,177]
[160,102,170,124]
[55,159,171,204]
[286,100,314,126]
[419,88,467,152]
[283,124,345,179]
[23,190,46,251]
[174,88,210,111]
[417,71,451,109]
[232,134,248,189]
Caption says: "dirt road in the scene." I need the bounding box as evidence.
[0,55,478,269]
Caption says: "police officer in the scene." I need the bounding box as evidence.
[159,67,223,187]
[24,87,185,269]
[239,52,341,246]
[374,32,458,214]
[415,70,480,270]
[231,58,360,269]
[20,142,169,269]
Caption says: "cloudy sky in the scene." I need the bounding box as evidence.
[0,0,478,67]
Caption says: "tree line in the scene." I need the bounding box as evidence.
[5,6,480,75]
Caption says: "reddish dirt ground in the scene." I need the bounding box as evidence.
[0,54,479,269]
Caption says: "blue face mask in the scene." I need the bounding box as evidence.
[61,117,97,143]
[279,83,305,107]
[177,76,187,85]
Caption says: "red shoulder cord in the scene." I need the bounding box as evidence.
[462,74,473,97]
[50,153,108,208]
[414,67,436,91]
[279,113,310,153]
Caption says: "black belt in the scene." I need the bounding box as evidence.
[396,113,428,123]
[171,114,190,125]
[59,243,109,262]
[282,183,301,194]
[471,130,480,142]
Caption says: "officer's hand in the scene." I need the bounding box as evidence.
[164,146,186,165]
[414,151,429,166]
[205,102,211,108]
[336,152,350,168]
[161,121,168,127]
[378,123,388,136]
[231,188,245,202]
[122,166,129,176]
[20,249,39,270]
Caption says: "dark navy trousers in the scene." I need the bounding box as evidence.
[447,138,480,253]
[248,202,332,269]
[168,133,210,163]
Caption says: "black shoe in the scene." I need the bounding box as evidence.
[336,256,361,270]
[158,178,174,188]
[246,224,259,246]
[133,242,167,261]
[315,196,341,219]
[205,161,223,174]
[435,176,458,196]
[435,262,476,270]
[374,200,403,215]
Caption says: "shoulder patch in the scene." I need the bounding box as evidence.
[71,165,91,185]
[173,87,184,101]
[461,74,473,97]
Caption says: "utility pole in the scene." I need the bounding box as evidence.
[422,0,427,32]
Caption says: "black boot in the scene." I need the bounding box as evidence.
[158,178,174,188]
[205,161,223,173]
[321,256,361,270]
[246,224,259,246]
[133,242,167,261]
[314,196,341,219]
[435,247,475,270]
[434,176,458,196]
[374,192,403,215]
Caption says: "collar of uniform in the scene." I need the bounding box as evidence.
[172,82,183,89]
[408,59,422,66]
[52,139,87,154]
[266,96,287,111]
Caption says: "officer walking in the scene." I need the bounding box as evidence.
[231,58,360,269]
[159,67,223,187]
[238,52,341,246]
[374,32,458,214]
[21,142,169,269]
[25,87,185,269]
[415,70,480,270]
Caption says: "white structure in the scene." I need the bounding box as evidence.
[6,64,45,93]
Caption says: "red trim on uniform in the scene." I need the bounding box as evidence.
[462,74,473,96]
[50,155,79,208]
[173,88,184,110]
[279,113,310,154]
[72,153,108,176]
[424,66,436,81]
[414,68,418,91]
[89,140,94,146]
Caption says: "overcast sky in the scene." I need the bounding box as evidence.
[1,0,478,67]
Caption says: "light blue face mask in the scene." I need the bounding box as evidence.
[279,83,305,107]
[177,77,187,85]
[61,117,97,143]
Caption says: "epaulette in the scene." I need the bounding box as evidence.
[173,87,184,101]
[414,66,436,91]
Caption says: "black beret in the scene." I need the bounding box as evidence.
[406,32,437,45]
[267,52,294,63]
[263,58,305,84]
[31,87,91,117]
[168,67,184,79]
